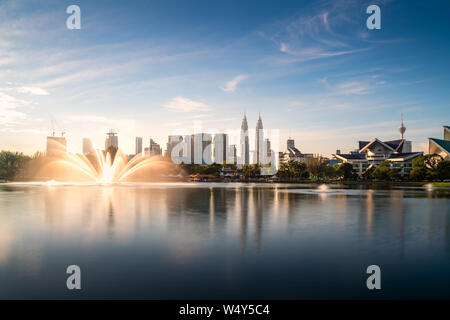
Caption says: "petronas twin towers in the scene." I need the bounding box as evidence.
[240,113,264,166]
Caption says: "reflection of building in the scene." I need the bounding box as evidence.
[46,136,67,156]
[429,126,450,160]
[335,120,422,176]
[105,129,118,150]
[82,138,94,155]
[135,137,143,155]
[240,114,249,166]
[149,139,162,156]
[279,139,313,164]
[213,133,227,164]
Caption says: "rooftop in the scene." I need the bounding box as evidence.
[430,138,450,153]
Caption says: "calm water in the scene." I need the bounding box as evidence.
[0,182,449,299]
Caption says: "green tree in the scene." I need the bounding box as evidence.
[409,154,443,181]
[0,151,30,181]
[242,164,261,178]
[371,161,399,181]
[437,160,450,181]
[336,163,356,180]
[306,156,328,180]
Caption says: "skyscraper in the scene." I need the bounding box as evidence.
[240,114,249,166]
[191,133,212,164]
[165,135,183,159]
[105,129,118,150]
[255,114,264,165]
[135,137,143,155]
[82,138,94,155]
[227,144,237,165]
[149,139,162,156]
[46,136,67,157]
[213,133,227,164]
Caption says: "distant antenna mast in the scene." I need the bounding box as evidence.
[398,112,406,139]
[50,116,66,137]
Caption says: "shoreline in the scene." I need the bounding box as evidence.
[2,180,449,188]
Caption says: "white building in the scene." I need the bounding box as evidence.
[335,120,423,177]
[279,139,313,164]
[240,114,249,167]
[255,114,264,165]
[213,133,227,164]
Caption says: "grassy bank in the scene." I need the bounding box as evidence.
[432,182,450,187]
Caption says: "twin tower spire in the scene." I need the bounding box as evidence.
[240,113,264,166]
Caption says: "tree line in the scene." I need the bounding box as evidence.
[1,150,449,182]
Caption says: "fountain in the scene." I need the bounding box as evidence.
[23,147,183,184]
[317,184,330,192]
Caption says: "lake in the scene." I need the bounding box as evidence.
[0,182,449,299]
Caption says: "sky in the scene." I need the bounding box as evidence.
[0,0,449,156]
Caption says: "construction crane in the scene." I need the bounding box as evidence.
[50,116,66,137]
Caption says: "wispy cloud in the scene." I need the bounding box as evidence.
[261,1,372,65]
[221,75,247,92]
[16,86,49,95]
[0,92,31,125]
[164,97,213,112]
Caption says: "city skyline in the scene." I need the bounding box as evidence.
[1,0,449,156]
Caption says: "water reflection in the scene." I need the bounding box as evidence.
[0,183,449,299]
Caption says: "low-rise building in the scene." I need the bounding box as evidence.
[279,139,313,165]
[429,126,450,160]
[334,121,422,177]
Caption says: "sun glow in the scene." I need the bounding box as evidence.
[33,147,181,185]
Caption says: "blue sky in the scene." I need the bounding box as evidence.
[1,0,449,156]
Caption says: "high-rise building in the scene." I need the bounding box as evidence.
[149,139,162,156]
[105,129,118,150]
[227,144,237,165]
[46,136,67,157]
[191,133,212,164]
[265,138,271,158]
[165,135,183,159]
[213,133,227,164]
[240,114,249,166]
[255,114,264,165]
[82,138,94,155]
[135,137,143,155]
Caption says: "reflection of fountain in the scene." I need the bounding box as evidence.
[32,149,182,184]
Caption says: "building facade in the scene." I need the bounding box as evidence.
[105,129,118,150]
[255,114,264,165]
[429,126,450,160]
[335,121,422,177]
[135,137,143,155]
[165,135,183,159]
[82,138,94,155]
[279,139,313,164]
[46,136,67,157]
[149,139,162,156]
[213,133,227,164]
[240,114,249,167]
